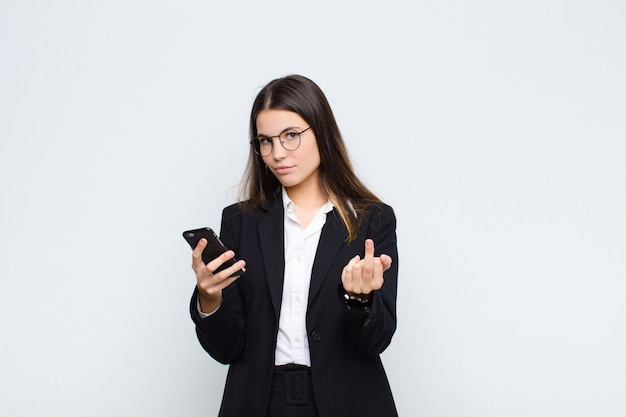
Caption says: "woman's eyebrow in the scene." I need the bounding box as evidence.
[257,126,301,136]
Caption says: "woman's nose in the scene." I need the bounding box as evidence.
[270,139,287,158]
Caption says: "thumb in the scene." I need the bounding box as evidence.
[379,254,393,271]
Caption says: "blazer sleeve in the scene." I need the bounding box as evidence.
[189,206,246,364]
[343,204,399,356]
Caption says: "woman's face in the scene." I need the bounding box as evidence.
[256,109,321,192]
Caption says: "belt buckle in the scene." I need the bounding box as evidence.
[285,370,309,406]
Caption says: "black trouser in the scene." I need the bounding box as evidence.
[266,364,319,417]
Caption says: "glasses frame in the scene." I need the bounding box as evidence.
[250,126,311,157]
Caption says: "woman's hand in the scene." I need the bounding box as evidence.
[341,239,392,296]
[192,238,246,314]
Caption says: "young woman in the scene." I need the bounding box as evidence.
[189,75,399,417]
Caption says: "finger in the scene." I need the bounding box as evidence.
[213,274,242,292]
[191,238,208,270]
[379,254,393,271]
[221,259,246,279]
[197,258,244,289]
[364,239,375,259]
[198,273,241,298]
[341,255,360,292]
[206,250,236,274]
[362,240,375,279]
[370,258,384,291]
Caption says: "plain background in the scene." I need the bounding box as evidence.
[1,1,625,416]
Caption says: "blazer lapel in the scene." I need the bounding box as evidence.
[257,197,285,318]
[308,208,348,305]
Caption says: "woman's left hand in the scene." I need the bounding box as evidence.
[341,239,393,296]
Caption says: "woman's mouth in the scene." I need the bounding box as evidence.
[274,166,292,175]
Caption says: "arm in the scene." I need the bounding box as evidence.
[189,209,247,364]
[342,205,399,356]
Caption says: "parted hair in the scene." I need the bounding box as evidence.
[239,74,381,242]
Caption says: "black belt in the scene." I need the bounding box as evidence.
[271,364,314,406]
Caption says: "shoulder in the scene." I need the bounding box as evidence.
[222,201,246,217]
[360,201,397,231]
[365,201,394,213]
[363,201,395,219]
[222,197,282,219]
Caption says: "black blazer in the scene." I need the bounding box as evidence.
[190,195,399,417]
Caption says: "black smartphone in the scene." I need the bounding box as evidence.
[182,227,243,276]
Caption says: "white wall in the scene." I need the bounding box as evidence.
[1,1,625,416]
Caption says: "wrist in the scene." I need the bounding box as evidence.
[339,285,372,310]
[198,290,222,314]
[344,291,370,303]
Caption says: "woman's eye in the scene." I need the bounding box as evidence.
[258,137,271,145]
[284,132,298,140]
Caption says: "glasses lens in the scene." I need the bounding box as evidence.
[254,137,272,156]
[280,130,301,151]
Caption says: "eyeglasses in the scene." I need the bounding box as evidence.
[250,126,311,157]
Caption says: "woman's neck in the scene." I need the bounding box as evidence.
[284,180,328,228]
[285,182,328,209]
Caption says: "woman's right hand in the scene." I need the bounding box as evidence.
[192,238,246,314]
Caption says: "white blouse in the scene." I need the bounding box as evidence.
[275,187,334,366]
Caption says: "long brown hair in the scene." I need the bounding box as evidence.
[239,75,380,242]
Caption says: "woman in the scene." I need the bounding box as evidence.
[190,75,399,417]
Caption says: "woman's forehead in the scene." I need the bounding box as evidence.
[256,109,307,134]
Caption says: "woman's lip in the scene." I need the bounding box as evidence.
[274,166,292,174]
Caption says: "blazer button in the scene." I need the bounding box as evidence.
[311,330,321,342]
